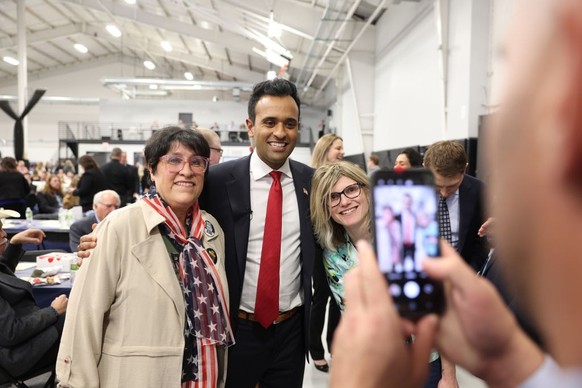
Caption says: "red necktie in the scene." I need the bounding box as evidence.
[255,171,283,328]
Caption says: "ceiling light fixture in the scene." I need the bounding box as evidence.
[267,71,277,80]
[160,41,172,52]
[2,56,19,66]
[184,72,194,81]
[149,84,159,90]
[124,0,137,4]
[106,24,122,38]
[268,11,282,39]
[252,47,290,68]
[74,43,88,53]
[143,60,156,70]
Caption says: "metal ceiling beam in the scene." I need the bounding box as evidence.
[0,23,84,49]
[60,0,258,55]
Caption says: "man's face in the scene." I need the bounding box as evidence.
[120,152,127,165]
[207,136,223,166]
[432,172,464,199]
[247,95,299,170]
[94,193,119,221]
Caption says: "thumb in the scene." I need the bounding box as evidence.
[410,314,439,383]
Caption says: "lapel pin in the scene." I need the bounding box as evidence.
[303,188,309,196]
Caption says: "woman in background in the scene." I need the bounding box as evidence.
[36,174,64,217]
[310,161,456,388]
[0,157,30,218]
[72,155,110,213]
[308,133,345,373]
[394,147,423,169]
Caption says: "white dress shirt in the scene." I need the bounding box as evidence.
[445,189,460,248]
[240,152,303,313]
[520,356,582,388]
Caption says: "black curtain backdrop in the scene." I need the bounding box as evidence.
[0,89,46,161]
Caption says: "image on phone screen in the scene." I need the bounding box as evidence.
[372,172,444,317]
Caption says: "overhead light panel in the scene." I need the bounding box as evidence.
[267,71,277,80]
[268,11,282,39]
[149,84,159,90]
[2,56,19,66]
[143,60,156,70]
[160,41,173,52]
[184,72,194,81]
[124,0,137,4]
[74,43,88,53]
[106,24,122,38]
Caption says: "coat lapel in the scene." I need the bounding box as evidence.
[458,176,474,252]
[225,156,252,281]
[131,203,185,321]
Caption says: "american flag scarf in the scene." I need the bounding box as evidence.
[142,193,234,383]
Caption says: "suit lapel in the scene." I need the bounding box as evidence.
[458,176,473,251]
[225,156,252,279]
[0,271,34,296]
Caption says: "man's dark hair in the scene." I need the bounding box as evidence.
[247,78,301,124]
[144,126,210,175]
[399,148,423,167]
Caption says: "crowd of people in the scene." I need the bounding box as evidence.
[1,1,580,386]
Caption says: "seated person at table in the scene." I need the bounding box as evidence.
[69,190,120,252]
[0,208,68,379]
[36,174,64,219]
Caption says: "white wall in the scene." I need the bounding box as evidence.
[373,1,443,150]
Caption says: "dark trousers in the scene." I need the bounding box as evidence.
[225,311,305,388]
[309,257,341,360]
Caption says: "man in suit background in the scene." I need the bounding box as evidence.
[199,78,320,388]
[68,190,120,252]
[0,208,68,379]
[423,141,489,271]
[120,151,140,203]
[101,147,132,207]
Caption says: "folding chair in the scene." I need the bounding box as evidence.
[0,364,55,388]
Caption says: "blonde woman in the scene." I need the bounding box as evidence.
[309,134,345,372]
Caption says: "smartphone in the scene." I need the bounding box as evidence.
[371,168,445,319]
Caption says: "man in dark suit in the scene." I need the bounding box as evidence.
[120,151,140,203]
[100,147,132,207]
[423,140,489,271]
[68,190,120,252]
[199,79,320,388]
[0,209,68,379]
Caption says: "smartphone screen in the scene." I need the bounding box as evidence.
[371,169,445,319]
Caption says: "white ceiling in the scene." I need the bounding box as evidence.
[0,0,394,105]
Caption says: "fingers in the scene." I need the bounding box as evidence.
[410,314,439,380]
[422,241,477,295]
[354,240,393,310]
[91,223,97,231]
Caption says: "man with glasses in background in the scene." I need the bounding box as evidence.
[197,127,224,166]
[69,190,120,252]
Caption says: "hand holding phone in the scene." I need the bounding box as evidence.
[371,169,445,319]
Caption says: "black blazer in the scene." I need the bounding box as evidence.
[73,169,111,212]
[36,192,61,214]
[101,159,132,206]
[0,244,59,377]
[199,155,320,351]
[458,174,489,271]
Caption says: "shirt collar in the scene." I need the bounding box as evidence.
[250,151,292,181]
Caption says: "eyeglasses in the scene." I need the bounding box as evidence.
[329,182,363,207]
[98,202,119,209]
[209,147,223,155]
[159,155,209,173]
